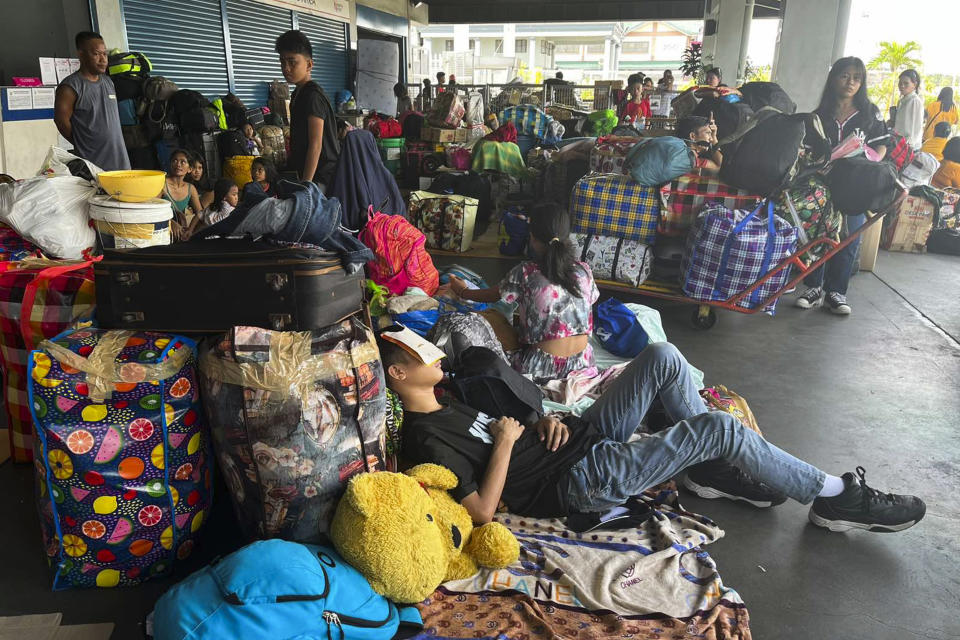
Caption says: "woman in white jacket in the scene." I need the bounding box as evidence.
[895,69,924,149]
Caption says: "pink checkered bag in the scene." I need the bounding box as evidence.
[0,258,97,462]
[659,173,762,237]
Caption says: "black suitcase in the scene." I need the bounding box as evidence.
[95,240,365,333]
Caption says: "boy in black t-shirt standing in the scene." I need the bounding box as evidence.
[379,333,924,534]
[275,30,340,188]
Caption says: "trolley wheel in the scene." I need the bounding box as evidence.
[691,306,717,330]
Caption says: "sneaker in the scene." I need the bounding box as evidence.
[809,466,926,533]
[795,287,823,309]
[826,291,851,315]
[683,460,788,508]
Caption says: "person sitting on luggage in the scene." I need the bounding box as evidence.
[922,122,953,163]
[445,204,599,381]
[620,73,652,128]
[704,66,724,88]
[795,56,888,316]
[676,115,723,175]
[201,178,240,227]
[243,157,279,199]
[394,82,414,117]
[242,122,262,156]
[932,137,960,188]
[162,149,204,242]
[187,152,215,210]
[379,326,926,533]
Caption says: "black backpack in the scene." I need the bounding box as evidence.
[108,51,151,101]
[218,130,247,158]
[180,107,219,133]
[171,90,211,117]
[402,113,424,141]
[220,94,247,129]
[927,228,960,255]
[720,110,831,196]
[738,82,797,115]
[451,347,544,426]
[693,98,755,140]
[427,172,493,238]
[826,157,901,214]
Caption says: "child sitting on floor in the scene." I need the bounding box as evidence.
[447,204,599,381]
[676,115,723,175]
[201,178,240,227]
[243,157,279,199]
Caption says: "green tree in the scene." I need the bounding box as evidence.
[867,41,923,114]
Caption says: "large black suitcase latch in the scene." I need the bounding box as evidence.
[266,273,289,291]
[116,271,140,286]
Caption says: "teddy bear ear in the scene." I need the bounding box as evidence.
[405,463,459,490]
[344,472,393,517]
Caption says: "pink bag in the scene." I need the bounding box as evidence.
[428,92,465,129]
[446,146,472,170]
[359,207,439,296]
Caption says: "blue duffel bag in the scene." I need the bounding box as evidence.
[150,540,423,640]
[625,136,695,187]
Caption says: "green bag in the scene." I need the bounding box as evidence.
[587,109,618,136]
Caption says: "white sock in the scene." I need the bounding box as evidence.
[818,474,846,498]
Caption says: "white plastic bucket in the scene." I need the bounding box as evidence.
[89,195,173,248]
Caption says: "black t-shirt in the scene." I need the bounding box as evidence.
[403,399,599,517]
[814,102,887,148]
[289,81,340,184]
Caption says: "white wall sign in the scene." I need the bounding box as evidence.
[32,87,56,110]
[7,88,34,110]
[252,0,350,21]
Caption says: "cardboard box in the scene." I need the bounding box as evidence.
[422,126,466,143]
[859,218,883,271]
[882,195,935,253]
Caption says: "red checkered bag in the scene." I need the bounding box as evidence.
[659,173,762,237]
[885,131,916,174]
[0,259,97,462]
[589,137,641,175]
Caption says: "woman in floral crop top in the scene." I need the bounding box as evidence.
[449,204,599,381]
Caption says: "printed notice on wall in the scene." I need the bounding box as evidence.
[54,58,73,83]
[39,58,57,85]
[32,87,55,110]
[7,88,34,110]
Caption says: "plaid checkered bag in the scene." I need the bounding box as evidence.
[499,105,551,139]
[0,259,97,462]
[659,173,762,237]
[0,224,39,262]
[681,200,797,314]
[571,174,660,244]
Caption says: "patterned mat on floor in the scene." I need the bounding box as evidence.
[415,484,751,640]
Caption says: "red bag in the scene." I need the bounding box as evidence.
[360,207,439,296]
[886,132,916,174]
[364,112,403,139]
[658,173,762,237]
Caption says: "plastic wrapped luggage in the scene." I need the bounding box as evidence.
[198,316,387,543]
[94,240,365,334]
[29,328,211,588]
[589,137,640,175]
[570,233,652,288]
[570,174,660,244]
[776,175,840,265]
[0,259,97,462]
[659,173,762,237]
[681,200,797,314]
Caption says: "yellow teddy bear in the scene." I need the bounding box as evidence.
[329,464,520,603]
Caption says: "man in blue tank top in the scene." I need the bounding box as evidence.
[54,31,130,171]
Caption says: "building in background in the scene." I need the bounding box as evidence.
[417,21,700,86]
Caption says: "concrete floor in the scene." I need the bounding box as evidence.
[1,248,958,639]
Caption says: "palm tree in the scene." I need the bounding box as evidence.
[867,41,923,113]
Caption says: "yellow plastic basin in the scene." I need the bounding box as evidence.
[97,170,166,203]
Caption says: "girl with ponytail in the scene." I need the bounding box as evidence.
[447,203,599,380]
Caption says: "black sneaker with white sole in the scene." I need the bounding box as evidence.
[795,286,823,309]
[683,460,788,508]
[809,466,925,533]
[825,291,851,315]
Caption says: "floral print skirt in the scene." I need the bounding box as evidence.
[511,343,595,382]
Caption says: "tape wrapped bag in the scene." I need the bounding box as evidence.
[29,328,212,589]
[198,315,387,543]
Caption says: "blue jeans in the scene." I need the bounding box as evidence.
[562,343,826,512]
[803,213,865,295]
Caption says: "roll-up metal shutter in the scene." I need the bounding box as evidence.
[226,0,292,107]
[297,13,349,97]
[123,0,230,97]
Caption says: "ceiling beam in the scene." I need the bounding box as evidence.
[426,1,780,24]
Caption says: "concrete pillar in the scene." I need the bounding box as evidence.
[701,0,751,85]
[453,24,469,52]
[91,0,127,50]
[772,0,852,112]
[503,24,516,57]
[602,37,612,75]
[528,37,536,71]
